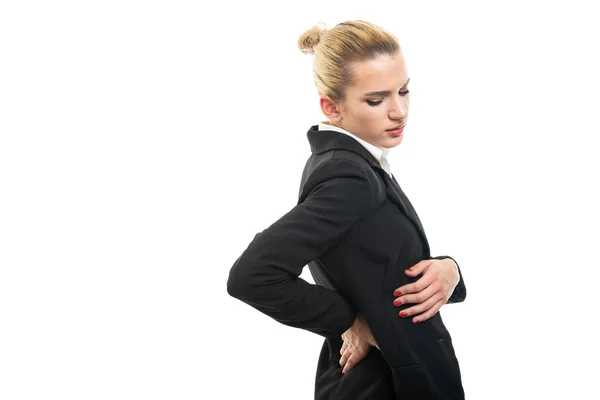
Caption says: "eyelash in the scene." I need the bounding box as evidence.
[366,89,410,106]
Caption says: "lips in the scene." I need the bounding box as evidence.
[387,123,406,131]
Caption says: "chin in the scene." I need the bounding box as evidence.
[384,137,403,148]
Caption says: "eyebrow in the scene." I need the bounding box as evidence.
[364,78,410,97]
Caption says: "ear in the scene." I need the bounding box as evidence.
[319,95,343,124]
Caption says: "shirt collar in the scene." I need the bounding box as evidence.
[318,121,390,165]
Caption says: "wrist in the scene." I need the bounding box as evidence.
[444,257,457,270]
[357,315,378,348]
[443,258,459,284]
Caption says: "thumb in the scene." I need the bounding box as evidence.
[405,259,431,276]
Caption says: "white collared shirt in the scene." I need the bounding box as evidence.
[318,122,392,176]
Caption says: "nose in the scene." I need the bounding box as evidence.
[388,95,408,121]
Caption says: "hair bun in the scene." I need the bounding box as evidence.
[298,23,326,55]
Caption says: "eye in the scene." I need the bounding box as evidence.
[366,89,410,106]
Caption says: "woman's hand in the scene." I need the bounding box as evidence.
[393,258,459,323]
[339,315,379,375]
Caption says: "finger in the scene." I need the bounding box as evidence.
[398,290,444,319]
[406,260,433,274]
[342,349,370,375]
[405,259,432,277]
[394,280,436,307]
[397,280,441,306]
[339,347,351,368]
[342,353,357,375]
[411,299,446,324]
[340,341,348,356]
[394,268,436,297]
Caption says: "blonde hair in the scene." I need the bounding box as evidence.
[298,20,401,103]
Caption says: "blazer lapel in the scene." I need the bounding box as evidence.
[388,174,431,257]
[371,169,429,257]
[383,173,409,216]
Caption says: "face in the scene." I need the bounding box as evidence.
[321,50,410,149]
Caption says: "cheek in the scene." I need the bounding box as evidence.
[362,107,385,124]
[352,106,385,133]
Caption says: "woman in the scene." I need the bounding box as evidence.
[227,20,467,399]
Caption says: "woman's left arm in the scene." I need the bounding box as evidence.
[391,256,467,323]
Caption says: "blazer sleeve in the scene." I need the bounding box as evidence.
[430,255,466,303]
[227,159,378,338]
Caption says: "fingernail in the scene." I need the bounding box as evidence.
[413,319,419,324]
[394,299,401,306]
[394,290,401,296]
[406,268,412,272]
[342,371,345,375]
[400,311,407,317]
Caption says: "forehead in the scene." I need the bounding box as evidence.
[347,52,408,94]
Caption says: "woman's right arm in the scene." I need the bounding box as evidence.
[227,159,377,338]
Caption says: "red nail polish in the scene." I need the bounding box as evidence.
[394,299,401,306]
[400,312,407,317]
[394,290,401,296]
[342,371,345,375]
[413,319,419,324]
[407,268,412,272]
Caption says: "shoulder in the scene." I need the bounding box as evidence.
[300,150,383,210]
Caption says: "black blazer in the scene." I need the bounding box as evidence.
[227,125,467,399]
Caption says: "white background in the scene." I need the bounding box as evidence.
[1,1,599,399]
